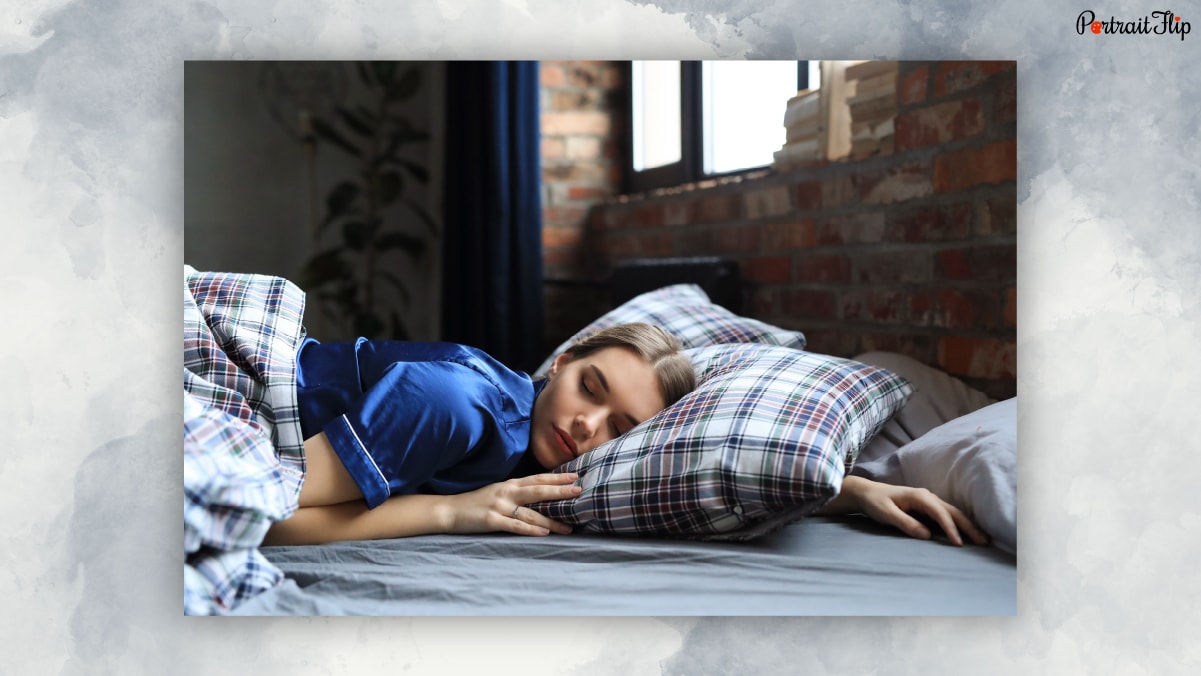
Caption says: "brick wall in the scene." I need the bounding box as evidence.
[539,61,1017,400]
[539,61,624,352]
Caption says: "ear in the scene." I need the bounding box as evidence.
[549,352,573,377]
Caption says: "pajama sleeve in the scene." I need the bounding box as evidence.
[319,359,531,508]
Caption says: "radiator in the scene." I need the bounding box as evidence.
[607,257,741,313]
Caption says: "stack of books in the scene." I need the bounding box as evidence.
[773,88,822,170]
[844,61,899,157]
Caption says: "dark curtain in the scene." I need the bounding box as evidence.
[441,61,544,373]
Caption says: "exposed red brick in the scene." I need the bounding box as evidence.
[795,252,852,283]
[933,140,1017,192]
[552,90,604,111]
[541,111,611,136]
[857,249,931,283]
[566,185,611,201]
[819,212,886,245]
[542,224,584,248]
[696,193,742,223]
[1005,287,1017,327]
[543,247,582,269]
[746,287,781,316]
[605,204,665,229]
[976,196,1017,236]
[859,333,932,362]
[676,226,714,256]
[663,200,697,226]
[784,289,838,320]
[994,73,1017,126]
[764,221,816,250]
[908,289,997,329]
[899,65,928,105]
[567,62,604,88]
[938,336,1016,380]
[821,174,858,208]
[842,289,905,323]
[541,137,565,161]
[795,180,823,210]
[543,163,607,183]
[859,161,933,205]
[566,136,602,160]
[540,62,566,88]
[744,255,793,283]
[543,206,588,227]
[743,185,793,220]
[933,61,1015,97]
[712,223,762,252]
[887,203,973,242]
[801,328,862,358]
[893,99,984,151]
[936,244,1016,282]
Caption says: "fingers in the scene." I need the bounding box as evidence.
[877,500,934,541]
[946,503,991,546]
[512,472,580,486]
[503,473,581,536]
[510,505,573,536]
[904,490,989,547]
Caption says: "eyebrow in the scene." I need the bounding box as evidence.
[589,364,640,428]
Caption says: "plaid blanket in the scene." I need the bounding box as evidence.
[183,266,307,615]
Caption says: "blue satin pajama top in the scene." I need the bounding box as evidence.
[295,337,544,509]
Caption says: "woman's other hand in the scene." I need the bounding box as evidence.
[818,476,990,546]
[445,472,581,536]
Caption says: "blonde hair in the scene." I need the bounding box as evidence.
[564,323,696,407]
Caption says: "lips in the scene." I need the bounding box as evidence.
[552,425,577,459]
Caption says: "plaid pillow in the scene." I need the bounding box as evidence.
[533,284,806,376]
[536,344,914,541]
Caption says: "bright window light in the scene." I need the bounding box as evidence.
[631,61,681,171]
[702,61,812,174]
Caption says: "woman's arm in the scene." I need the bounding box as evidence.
[263,472,581,546]
[815,475,989,546]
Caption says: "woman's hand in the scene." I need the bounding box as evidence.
[818,476,990,546]
[444,472,581,537]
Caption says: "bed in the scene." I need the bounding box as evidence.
[183,265,1017,616]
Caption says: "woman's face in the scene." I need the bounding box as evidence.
[529,346,667,469]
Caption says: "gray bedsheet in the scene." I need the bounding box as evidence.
[232,517,1015,616]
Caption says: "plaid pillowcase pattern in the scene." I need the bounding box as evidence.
[536,344,914,541]
[533,284,807,376]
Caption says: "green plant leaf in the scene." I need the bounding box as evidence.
[371,62,397,85]
[354,311,386,338]
[355,61,374,86]
[335,106,374,139]
[377,268,413,305]
[321,182,360,229]
[342,221,372,251]
[312,117,362,158]
[374,230,426,258]
[354,105,379,125]
[299,249,349,289]
[380,128,431,159]
[386,67,421,102]
[384,157,429,183]
[400,197,439,236]
[377,170,403,206]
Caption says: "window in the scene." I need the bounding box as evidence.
[625,61,818,193]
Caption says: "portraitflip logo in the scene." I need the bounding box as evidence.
[1077,10,1190,40]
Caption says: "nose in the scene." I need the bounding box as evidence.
[574,409,606,442]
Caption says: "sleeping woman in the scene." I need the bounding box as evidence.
[263,322,988,547]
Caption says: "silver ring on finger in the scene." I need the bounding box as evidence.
[512,505,522,519]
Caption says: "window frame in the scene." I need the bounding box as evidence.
[623,60,811,195]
